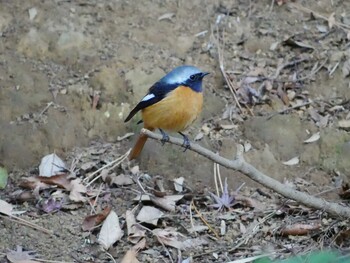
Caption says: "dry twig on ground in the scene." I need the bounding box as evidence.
[140,128,350,218]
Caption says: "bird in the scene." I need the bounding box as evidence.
[124,65,209,160]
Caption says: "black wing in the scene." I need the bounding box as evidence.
[124,82,178,122]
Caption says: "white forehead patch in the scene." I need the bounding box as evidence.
[142,93,155,102]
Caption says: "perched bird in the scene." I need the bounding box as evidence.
[124,65,209,160]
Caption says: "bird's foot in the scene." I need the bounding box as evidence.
[159,129,170,145]
[179,132,191,152]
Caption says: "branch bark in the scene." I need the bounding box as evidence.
[141,128,350,218]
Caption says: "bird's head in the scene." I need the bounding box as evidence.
[161,65,209,92]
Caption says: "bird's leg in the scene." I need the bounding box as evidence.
[159,129,170,145]
[179,132,191,151]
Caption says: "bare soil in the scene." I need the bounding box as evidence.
[1,0,350,262]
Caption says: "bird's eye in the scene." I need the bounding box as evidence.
[189,74,196,81]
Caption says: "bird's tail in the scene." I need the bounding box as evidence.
[129,130,152,160]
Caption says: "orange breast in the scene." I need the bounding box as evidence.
[141,86,203,132]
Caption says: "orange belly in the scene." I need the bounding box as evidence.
[141,85,203,132]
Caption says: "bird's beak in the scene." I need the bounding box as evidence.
[201,72,210,78]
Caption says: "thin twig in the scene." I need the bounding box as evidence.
[216,163,224,193]
[295,58,328,81]
[213,163,220,197]
[191,200,220,239]
[266,100,313,120]
[38,101,54,116]
[272,58,310,80]
[84,149,131,185]
[141,128,350,218]
[289,3,350,30]
[213,27,244,114]
[0,214,53,235]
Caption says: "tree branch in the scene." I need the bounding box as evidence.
[141,128,350,218]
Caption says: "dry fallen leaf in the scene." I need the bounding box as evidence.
[126,210,146,244]
[7,245,36,263]
[173,177,185,192]
[303,132,320,143]
[280,223,321,236]
[277,85,290,105]
[121,238,146,263]
[69,178,87,202]
[339,183,350,199]
[150,195,184,212]
[335,228,350,246]
[98,210,123,250]
[38,173,71,189]
[182,237,209,249]
[342,59,350,78]
[19,177,49,191]
[112,174,134,186]
[0,199,13,216]
[339,119,350,129]
[235,195,264,210]
[136,206,163,225]
[130,165,140,175]
[328,12,336,29]
[153,228,185,250]
[82,206,112,231]
[282,156,299,166]
[39,153,66,177]
[121,249,140,263]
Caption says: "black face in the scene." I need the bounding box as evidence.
[185,72,209,92]
[189,72,209,82]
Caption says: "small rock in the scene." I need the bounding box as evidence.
[28,7,38,21]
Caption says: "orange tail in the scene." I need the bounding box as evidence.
[129,134,148,160]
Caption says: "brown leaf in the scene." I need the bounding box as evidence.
[335,228,350,246]
[38,173,71,189]
[121,250,140,263]
[82,206,112,231]
[339,183,350,199]
[277,86,290,106]
[235,195,264,210]
[121,238,146,263]
[280,223,321,236]
[19,177,50,192]
[69,178,87,202]
[283,37,315,50]
[153,228,185,250]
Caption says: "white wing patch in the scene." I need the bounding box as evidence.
[142,93,155,102]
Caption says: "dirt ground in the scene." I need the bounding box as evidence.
[1,0,350,262]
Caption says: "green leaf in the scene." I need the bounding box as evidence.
[254,257,273,263]
[0,167,8,189]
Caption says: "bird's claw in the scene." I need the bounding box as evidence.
[179,132,191,152]
[159,129,170,145]
[182,138,191,152]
